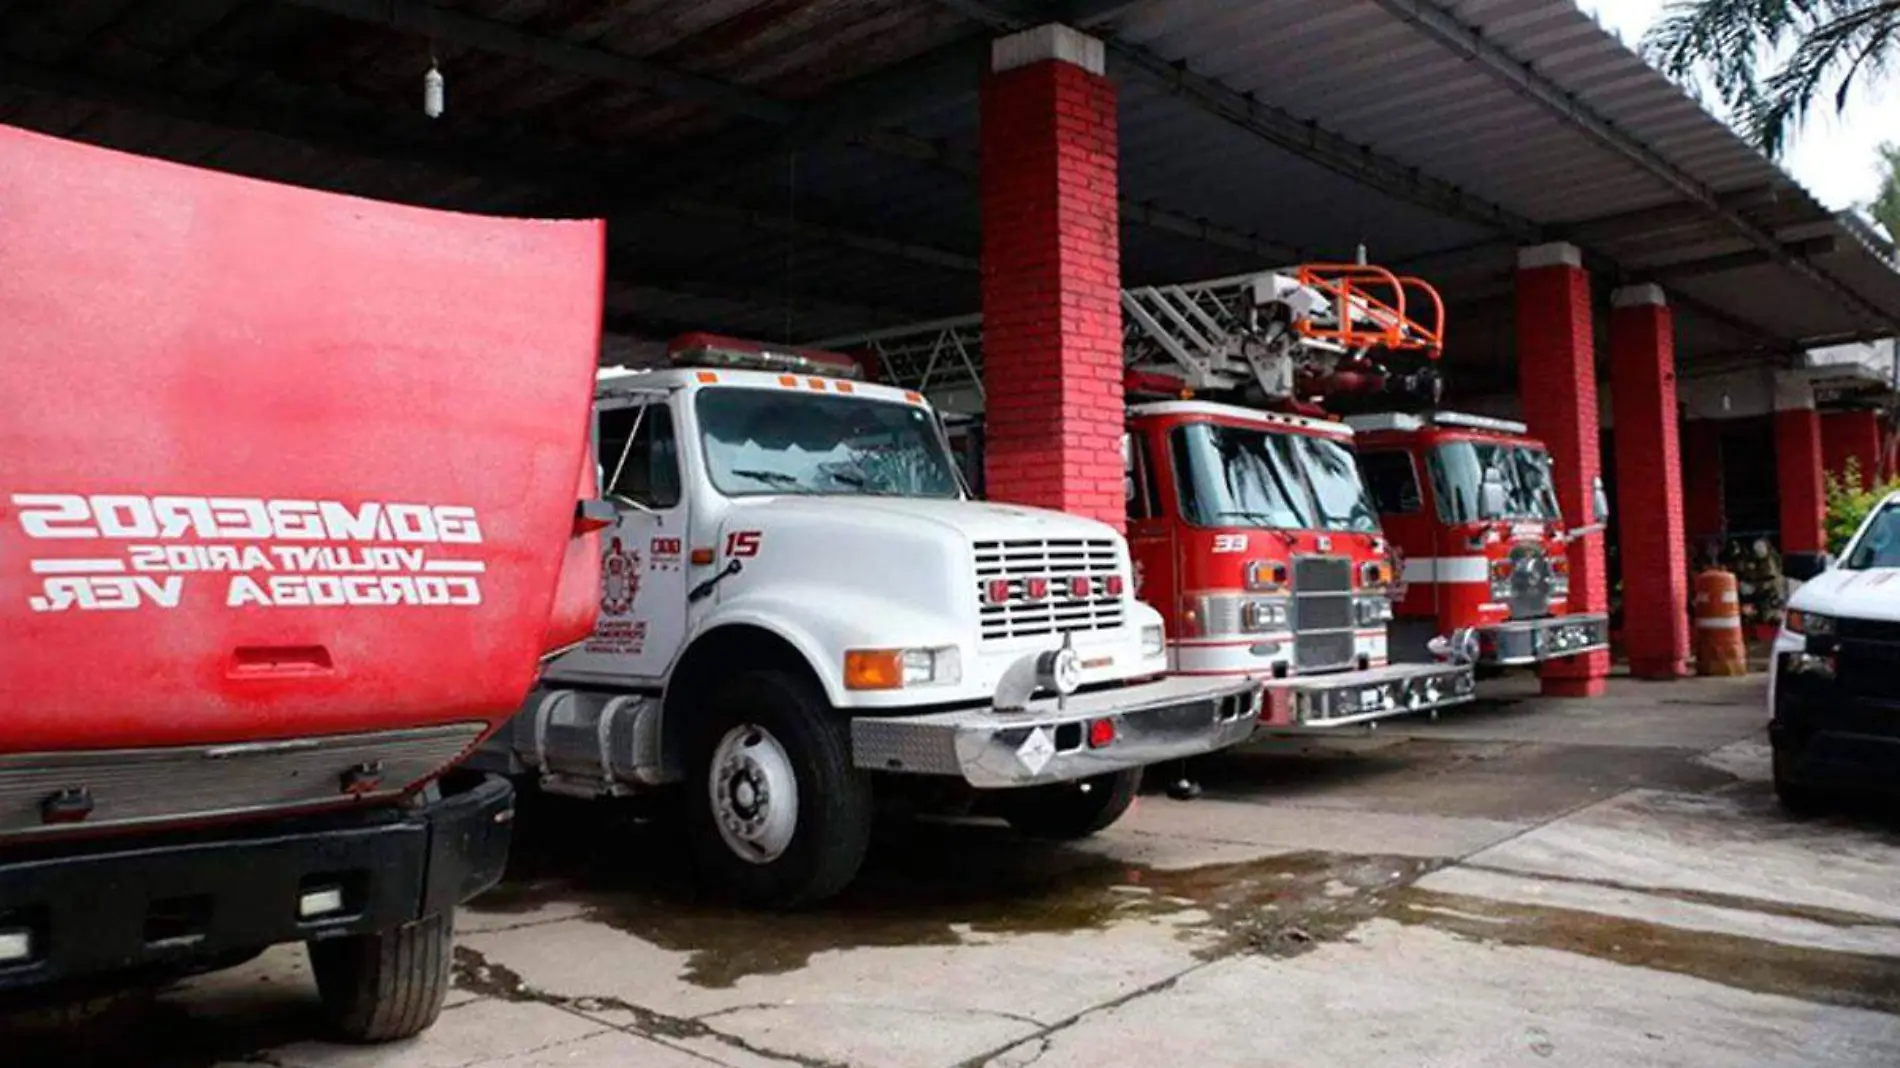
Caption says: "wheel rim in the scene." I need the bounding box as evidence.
[709,723,800,864]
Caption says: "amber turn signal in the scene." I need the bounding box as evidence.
[844,649,905,690]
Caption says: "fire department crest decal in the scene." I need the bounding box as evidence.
[1388,546,1408,604]
[601,537,641,616]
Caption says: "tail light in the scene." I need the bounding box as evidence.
[1069,576,1092,599]
[984,578,1010,604]
[1105,574,1126,596]
[1025,577,1049,601]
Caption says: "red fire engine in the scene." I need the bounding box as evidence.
[1348,411,1611,668]
[817,263,1478,729]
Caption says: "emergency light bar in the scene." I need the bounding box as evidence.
[669,332,864,380]
[1343,413,1425,433]
[1432,411,1528,435]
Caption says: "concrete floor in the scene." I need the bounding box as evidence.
[10,673,1900,1067]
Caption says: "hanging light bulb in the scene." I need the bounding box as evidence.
[423,60,445,119]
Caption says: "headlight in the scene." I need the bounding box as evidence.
[1355,597,1393,624]
[1240,598,1288,631]
[1785,610,1834,637]
[1188,594,1289,636]
[844,646,961,690]
[1141,624,1165,657]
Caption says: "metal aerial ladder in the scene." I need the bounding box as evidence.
[807,263,1446,409]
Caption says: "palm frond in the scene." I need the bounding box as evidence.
[1641,0,1900,158]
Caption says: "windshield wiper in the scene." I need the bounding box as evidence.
[730,468,809,491]
[1213,509,1286,525]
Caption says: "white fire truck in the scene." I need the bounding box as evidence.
[815,264,1478,731]
[472,335,1259,906]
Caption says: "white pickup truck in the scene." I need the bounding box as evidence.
[473,335,1259,905]
[1770,490,1900,812]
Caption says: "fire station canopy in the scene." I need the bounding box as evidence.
[2,0,1896,390]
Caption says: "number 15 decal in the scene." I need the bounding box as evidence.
[725,531,763,558]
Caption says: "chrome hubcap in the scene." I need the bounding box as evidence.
[709,724,799,865]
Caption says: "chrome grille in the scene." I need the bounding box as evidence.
[0,723,486,839]
[1293,554,1356,672]
[1505,542,1553,619]
[975,538,1125,641]
[1294,631,1356,672]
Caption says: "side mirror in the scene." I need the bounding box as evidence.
[1783,551,1832,583]
[1592,475,1610,524]
[1479,467,1508,519]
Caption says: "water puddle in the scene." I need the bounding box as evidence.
[1386,887,1900,1016]
[476,797,1435,987]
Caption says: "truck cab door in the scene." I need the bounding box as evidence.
[1124,429,1175,620]
[548,396,691,686]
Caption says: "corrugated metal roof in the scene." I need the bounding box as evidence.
[0,0,1892,382]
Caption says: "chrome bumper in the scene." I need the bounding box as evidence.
[849,676,1260,788]
[1478,613,1610,665]
[1262,661,1475,729]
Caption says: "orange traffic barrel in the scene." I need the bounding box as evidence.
[1693,568,1747,676]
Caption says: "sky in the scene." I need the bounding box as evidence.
[1580,0,1896,216]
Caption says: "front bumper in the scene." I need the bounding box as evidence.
[1477,613,1609,665]
[849,675,1260,788]
[1261,661,1475,729]
[0,773,513,993]
[1771,654,1900,795]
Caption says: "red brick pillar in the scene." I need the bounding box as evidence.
[1516,243,1609,697]
[1609,285,1690,679]
[1820,409,1881,490]
[1774,378,1826,554]
[1682,418,1725,545]
[980,24,1122,530]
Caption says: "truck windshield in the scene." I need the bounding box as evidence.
[1429,440,1562,523]
[1170,423,1379,533]
[696,387,962,499]
[1844,502,1900,569]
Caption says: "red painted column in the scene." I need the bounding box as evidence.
[1516,243,1609,697]
[979,25,1123,530]
[1820,409,1881,490]
[1774,379,1826,554]
[1609,285,1690,679]
[1682,418,1725,546]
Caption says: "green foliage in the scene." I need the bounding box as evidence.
[1823,456,1900,554]
[1643,1,1900,159]
[1870,141,1900,240]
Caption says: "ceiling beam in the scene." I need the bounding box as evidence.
[0,58,984,279]
[857,128,1307,263]
[276,0,1307,267]
[657,199,979,274]
[1364,0,1897,332]
[275,0,795,124]
[1641,236,1840,283]
[922,0,1808,350]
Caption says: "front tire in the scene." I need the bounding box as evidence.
[1003,769,1141,839]
[309,911,453,1043]
[687,670,873,908]
[1772,745,1832,816]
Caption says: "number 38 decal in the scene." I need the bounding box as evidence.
[725,531,763,558]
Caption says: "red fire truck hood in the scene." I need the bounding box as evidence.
[0,126,604,752]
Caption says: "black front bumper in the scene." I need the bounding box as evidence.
[1771,658,1900,794]
[0,772,513,994]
